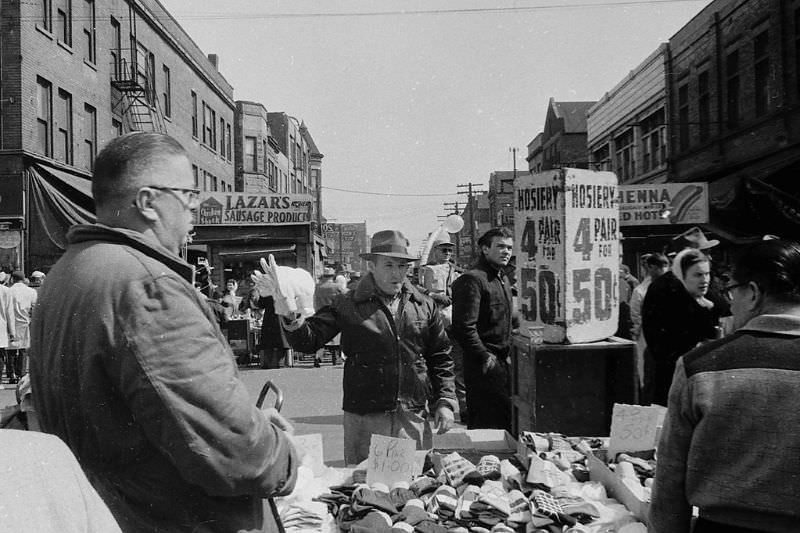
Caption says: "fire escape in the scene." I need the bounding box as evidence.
[109,6,167,134]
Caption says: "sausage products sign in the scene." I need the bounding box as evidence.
[515,168,620,344]
[194,193,313,226]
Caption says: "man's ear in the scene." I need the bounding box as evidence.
[133,188,159,222]
[747,281,764,313]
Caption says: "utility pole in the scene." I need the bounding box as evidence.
[442,201,461,261]
[457,183,484,261]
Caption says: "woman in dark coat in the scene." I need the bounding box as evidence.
[642,248,724,405]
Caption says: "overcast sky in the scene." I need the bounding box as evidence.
[158,0,710,251]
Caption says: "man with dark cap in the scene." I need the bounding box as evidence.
[260,229,457,464]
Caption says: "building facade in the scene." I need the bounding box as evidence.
[0,0,234,272]
[487,171,516,233]
[540,98,595,171]
[526,132,544,173]
[667,0,800,241]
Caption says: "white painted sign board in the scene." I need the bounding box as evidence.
[366,434,419,486]
[608,403,667,457]
[515,168,620,344]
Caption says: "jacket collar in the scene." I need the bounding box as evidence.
[474,255,505,280]
[353,272,424,304]
[739,314,800,337]
[67,224,194,283]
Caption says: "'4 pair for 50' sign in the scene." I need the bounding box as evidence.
[518,217,617,326]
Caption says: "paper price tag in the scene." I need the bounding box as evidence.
[608,403,667,457]
[366,434,418,486]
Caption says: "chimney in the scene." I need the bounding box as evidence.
[207,54,218,70]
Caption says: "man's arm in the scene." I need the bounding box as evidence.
[649,359,694,532]
[423,302,456,408]
[629,286,645,338]
[281,300,343,354]
[451,275,491,365]
[112,275,298,498]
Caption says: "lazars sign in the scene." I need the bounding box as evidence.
[619,183,708,226]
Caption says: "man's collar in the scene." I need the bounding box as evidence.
[476,255,504,279]
[67,224,194,282]
[353,272,424,304]
[739,314,800,336]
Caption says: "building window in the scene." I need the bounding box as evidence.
[35,77,52,156]
[219,117,225,159]
[591,144,610,171]
[202,103,212,145]
[226,124,232,162]
[83,0,95,63]
[161,65,171,117]
[754,30,770,115]
[614,129,634,182]
[210,109,217,150]
[40,0,52,31]
[640,108,666,173]
[244,136,257,172]
[726,49,741,128]
[211,175,218,192]
[220,179,226,192]
[56,0,71,46]
[56,89,73,164]
[191,91,198,137]
[83,103,96,170]
[146,51,155,106]
[112,117,123,136]
[110,16,121,78]
[698,71,710,141]
[678,82,690,150]
[192,165,199,189]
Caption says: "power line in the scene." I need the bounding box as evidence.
[166,0,706,20]
[322,185,457,197]
[16,0,704,22]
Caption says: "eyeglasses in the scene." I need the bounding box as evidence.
[146,186,201,210]
[724,282,748,300]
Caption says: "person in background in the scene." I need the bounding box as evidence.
[262,229,456,465]
[419,237,467,422]
[0,272,15,384]
[220,278,242,321]
[29,270,46,293]
[451,227,516,431]
[313,267,345,366]
[7,270,37,381]
[629,253,669,401]
[29,132,297,532]
[642,248,723,406]
[650,239,800,532]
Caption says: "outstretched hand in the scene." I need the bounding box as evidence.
[251,254,293,317]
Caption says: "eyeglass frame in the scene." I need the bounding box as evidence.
[142,185,201,210]
[724,281,749,300]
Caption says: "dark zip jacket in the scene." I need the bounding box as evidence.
[284,273,456,414]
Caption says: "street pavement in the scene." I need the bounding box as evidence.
[1,361,348,466]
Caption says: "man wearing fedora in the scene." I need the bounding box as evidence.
[274,230,457,464]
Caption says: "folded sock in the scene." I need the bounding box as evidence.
[476,455,501,480]
[352,486,398,515]
[441,452,478,486]
[349,510,393,533]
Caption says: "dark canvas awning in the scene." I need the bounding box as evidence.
[27,163,95,252]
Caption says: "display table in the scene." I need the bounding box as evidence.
[510,335,637,436]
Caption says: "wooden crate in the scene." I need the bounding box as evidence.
[510,335,637,436]
[511,395,535,436]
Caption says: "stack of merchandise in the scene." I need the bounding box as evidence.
[316,434,648,532]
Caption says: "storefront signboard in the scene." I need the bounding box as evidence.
[195,193,313,225]
[515,168,620,344]
[619,182,708,226]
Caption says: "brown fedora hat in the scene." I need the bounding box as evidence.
[360,230,419,261]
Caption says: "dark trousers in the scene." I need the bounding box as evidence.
[465,357,511,432]
[694,517,767,533]
[3,349,25,382]
[447,332,468,420]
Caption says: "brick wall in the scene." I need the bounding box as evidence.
[668,0,800,181]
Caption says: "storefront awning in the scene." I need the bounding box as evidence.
[27,163,95,251]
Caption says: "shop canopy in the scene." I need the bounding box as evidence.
[28,162,95,252]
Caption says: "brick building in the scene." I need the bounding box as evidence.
[526,132,544,173]
[0,0,234,272]
[667,0,800,241]
[539,98,595,171]
[487,171,516,232]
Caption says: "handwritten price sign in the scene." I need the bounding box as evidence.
[608,403,667,457]
[366,435,419,486]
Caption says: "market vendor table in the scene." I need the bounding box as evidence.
[511,335,637,436]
